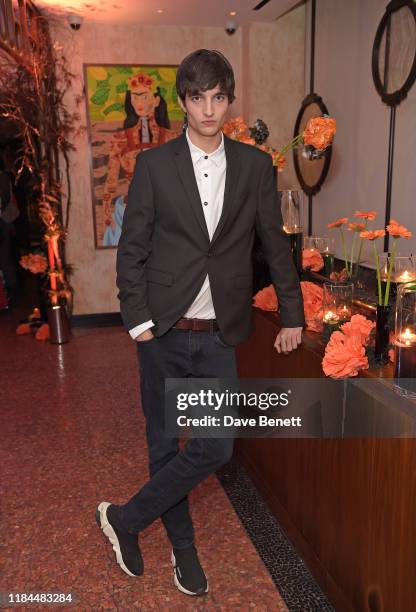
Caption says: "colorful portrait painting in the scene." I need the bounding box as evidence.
[84,64,183,248]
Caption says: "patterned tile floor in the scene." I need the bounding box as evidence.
[0,305,331,611]
[0,307,286,611]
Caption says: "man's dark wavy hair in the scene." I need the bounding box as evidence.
[176,49,235,104]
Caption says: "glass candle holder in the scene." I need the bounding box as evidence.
[379,254,416,299]
[323,281,354,336]
[303,236,334,276]
[394,281,416,399]
[318,237,335,277]
[280,190,304,276]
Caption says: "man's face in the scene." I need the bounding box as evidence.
[179,84,230,137]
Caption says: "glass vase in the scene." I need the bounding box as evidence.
[322,280,353,340]
[393,282,416,398]
[280,189,304,277]
[374,304,391,364]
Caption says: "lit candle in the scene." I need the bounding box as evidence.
[323,310,340,325]
[337,304,352,321]
[395,270,416,283]
[397,327,416,346]
[394,327,416,392]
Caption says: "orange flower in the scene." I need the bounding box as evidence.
[359,229,385,240]
[253,285,278,311]
[16,323,31,335]
[20,253,48,274]
[303,116,336,150]
[35,323,50,341]
[223,116,249,138]
[329,269,350,281]
[301,281,323,332]
[237,134,256,145]
[348,222,366,232]
[355,210,376,220]
[386,222,412,239]
[328,218,348,229]
[340,314,375,346]
[272,152,286,171]
[322,331,369,378]
[302,248,324,272]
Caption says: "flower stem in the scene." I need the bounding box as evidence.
[340,227,348,274]
[384,239,397,307]
[350,233,356,276]
[373,241,382,306]
[279,134,303,155]
[356,220,367,266]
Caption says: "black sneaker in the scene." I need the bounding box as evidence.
[171,545,208,596]
[96,501,143,577]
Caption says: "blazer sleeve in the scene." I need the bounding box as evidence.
[255,155,305,328]
[116,152,154,331]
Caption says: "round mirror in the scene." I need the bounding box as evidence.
[372,0,416,105]
[293,93,333,196]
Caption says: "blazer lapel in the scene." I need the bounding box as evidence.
[172,133,210,243]
[211,135,241,246]
[172,132,241,245]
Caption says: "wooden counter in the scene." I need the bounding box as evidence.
[235,308,416,612]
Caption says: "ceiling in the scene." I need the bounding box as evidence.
[35,0,301,26]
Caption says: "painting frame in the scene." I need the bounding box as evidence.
[83,63,184,249]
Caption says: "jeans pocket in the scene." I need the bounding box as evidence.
[136,335,157,348]
[214,331,230,348]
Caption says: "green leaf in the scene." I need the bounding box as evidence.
[116,81,128,93]
[117,67,133,74]
[103,103,124,115]
[147,69,161,80]
[96,79,110,89]
[91,87,110,106]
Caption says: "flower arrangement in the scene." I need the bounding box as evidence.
[327,210,376,278]
[15,308,50,341]
[223,115,336,171]
[321,314,375,378]
[0,15,81,321]
[360,219,412,306]
[253,284,382,378]
[302,249,324,272]
[253,281,323,332]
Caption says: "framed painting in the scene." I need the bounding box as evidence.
[84,64,184,248]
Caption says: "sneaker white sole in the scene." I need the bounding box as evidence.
[171,550,209,596]
[96,501,138,578]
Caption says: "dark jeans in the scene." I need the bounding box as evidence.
[119,327,238,549]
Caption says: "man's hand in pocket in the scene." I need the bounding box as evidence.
[136,329,155,342]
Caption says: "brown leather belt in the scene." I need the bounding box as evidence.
[173,317,219,333]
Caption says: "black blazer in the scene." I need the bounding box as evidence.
[116,132,305,346]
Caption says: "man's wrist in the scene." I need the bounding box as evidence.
[129,320,155,340]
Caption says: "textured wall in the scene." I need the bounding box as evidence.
[243,6,307,190]
[308,0,416,258]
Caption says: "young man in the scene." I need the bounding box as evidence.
[96,49,305,596]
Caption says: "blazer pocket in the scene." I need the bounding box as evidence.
[234,274,252,289]
[146,266,174,286]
